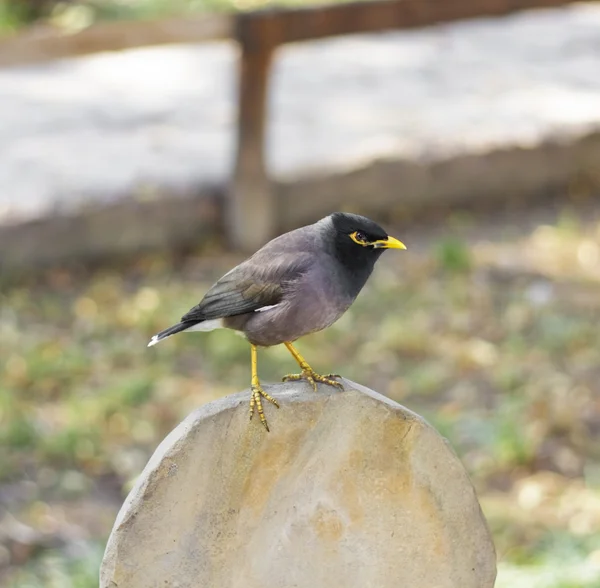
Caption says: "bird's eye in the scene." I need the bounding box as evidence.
[350,231,369,246]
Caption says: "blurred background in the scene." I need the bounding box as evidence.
[1,0,600,586]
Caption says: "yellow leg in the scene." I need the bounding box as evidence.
[249,344,279,432]
[282,342,343,391]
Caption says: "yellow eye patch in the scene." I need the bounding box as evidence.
[350,231,370,246]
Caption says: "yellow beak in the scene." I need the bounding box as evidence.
[373,236,407,250]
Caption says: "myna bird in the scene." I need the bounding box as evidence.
[148,212,406,431]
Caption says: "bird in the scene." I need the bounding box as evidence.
[148,212,406,431]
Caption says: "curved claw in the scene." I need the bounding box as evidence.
[322,373,342,383]
[317,374,343,389]
[249,385,279,432]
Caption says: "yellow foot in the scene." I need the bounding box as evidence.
[249,384,279,432]
[282,369,343,392]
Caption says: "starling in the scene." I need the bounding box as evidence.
[148,212,406,431]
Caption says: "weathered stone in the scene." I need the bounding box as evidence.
[101,379,496,588]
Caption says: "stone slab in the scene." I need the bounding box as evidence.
[100,379,496,588]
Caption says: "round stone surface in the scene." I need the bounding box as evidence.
[101,379,496,588]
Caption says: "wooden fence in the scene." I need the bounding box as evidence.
[0,0,581,250]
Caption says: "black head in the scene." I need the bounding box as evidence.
[326,212,406,285]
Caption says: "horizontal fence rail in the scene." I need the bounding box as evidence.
[236,0,583,51]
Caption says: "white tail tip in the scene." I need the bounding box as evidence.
[147,335,160,347]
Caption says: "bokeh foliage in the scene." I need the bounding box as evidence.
[0,0,353,33]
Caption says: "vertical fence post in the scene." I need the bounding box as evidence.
[228,15,277,252]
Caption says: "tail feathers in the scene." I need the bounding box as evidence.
[147,321,196,347]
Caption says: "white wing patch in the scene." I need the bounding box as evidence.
[186,319,224,332]
[255,304,280,313]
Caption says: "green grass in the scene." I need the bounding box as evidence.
[6,544,104,588]
[2,207,600,585]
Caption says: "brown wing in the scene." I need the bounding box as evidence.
[180,253,311,323]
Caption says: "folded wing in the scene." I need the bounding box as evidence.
[181,252,312,323]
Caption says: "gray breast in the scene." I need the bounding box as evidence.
[236,258,355,347]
